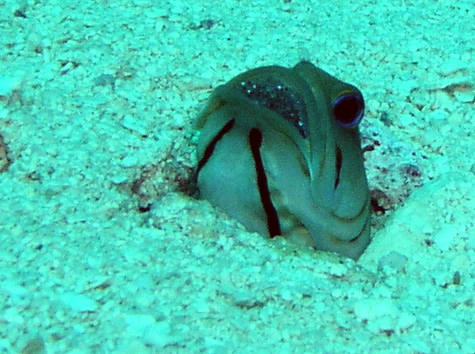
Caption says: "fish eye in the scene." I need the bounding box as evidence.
[332,91,365,128]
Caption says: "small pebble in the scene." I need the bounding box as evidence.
[60,292,98,312]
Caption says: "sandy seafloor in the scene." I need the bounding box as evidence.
[1,0,474,352]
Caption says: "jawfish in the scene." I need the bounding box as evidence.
[192,61,370,260]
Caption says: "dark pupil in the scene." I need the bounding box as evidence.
[234,79,308,138]
[333,94,363,127]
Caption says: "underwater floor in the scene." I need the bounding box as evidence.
[1,0,474,352]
